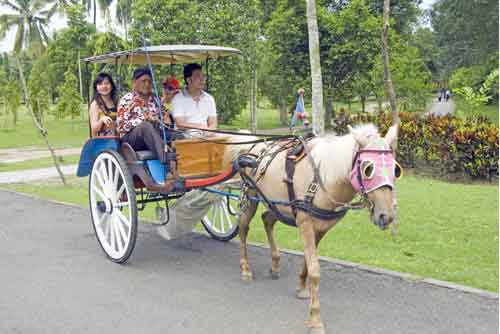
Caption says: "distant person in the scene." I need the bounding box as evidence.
[290,87,309,129]
[89,73,118,137]
[445,89,451,102]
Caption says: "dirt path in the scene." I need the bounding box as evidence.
[426,98,456,116]
[0,147,81,164]
[0,164,77,184]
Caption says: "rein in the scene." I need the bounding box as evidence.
[236,137,370,227]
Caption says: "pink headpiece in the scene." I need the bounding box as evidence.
[350,138,401,194]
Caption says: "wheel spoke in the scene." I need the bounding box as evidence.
[107,159,114,188]
[92,185,107,201]
[116,183,126,201]
[102,214,111,241]
[95,164,107,192]
[113,161,119,189]
[114,213,128,245]
[115,201,129,208]
[116,210,132,228]
[222,201,233,230]
[99,161,109,183]
[109,216,116,251]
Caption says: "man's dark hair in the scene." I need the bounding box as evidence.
[133,67,152,80]
[183,63,202,84]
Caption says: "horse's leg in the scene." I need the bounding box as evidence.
[262,211,280,279]
[239,199,258,281]
[299,222,325,334]
[296,230,326,300]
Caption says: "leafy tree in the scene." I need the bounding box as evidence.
[320,0,382,110]
[3,78,21,126]
[430,0,499,77]
[0,0,51,56]
[262,0,310,124]
[56,69,82,123]
[28,53,50,123]
[131,0,260,123]
[454,69,499,114]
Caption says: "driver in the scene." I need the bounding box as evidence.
[117,68,172,163]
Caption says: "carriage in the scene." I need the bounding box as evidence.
[76,45,256,263]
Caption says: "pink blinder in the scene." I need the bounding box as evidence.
[350,140,398,194]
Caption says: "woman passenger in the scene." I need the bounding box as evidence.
[89,73,118,137]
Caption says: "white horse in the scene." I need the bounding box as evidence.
[225,124,400,334]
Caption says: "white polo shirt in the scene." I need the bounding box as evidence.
[171,89,216,126]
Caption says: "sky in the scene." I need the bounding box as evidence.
[0,0,437,53]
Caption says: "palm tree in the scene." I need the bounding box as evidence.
[0,0,67,185]
[116,0,131,39]
[80,0,112,26]
[0,0,51,56]
[305,0,325,135]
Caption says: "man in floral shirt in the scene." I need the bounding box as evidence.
[117,68,168,163]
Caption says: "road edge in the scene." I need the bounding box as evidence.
[1,188,498,300]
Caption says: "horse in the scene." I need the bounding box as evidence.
[224,123,400,334]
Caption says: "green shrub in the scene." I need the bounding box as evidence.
[332,111,499,180]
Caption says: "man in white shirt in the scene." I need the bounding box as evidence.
[172,63,217,132]
[157,63,220,240]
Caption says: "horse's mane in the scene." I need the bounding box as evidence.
[311,123,379,185]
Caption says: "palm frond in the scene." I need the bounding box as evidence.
[0,14,22,39]
[0,0,23,13]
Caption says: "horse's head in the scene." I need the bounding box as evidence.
[348,124,401,230]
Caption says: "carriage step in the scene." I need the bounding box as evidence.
[136,150,155,160]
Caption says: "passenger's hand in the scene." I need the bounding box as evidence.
[101,116,113,127]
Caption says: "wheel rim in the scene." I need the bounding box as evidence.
[90,153,133,260]
[202,195,238,237]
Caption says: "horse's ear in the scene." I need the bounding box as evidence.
[385,124,399,151]
[349,125,370,147]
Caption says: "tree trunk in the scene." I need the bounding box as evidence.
[361,95,366,113]
[382,0,399,125]
[78,49,84,121]
[306,0,325,136]
[381,0,399,236]
[250,58,257,133]
[93,0,97,25]
[325,98,332,128]
[15,56,67,186]
[279,101,288,126]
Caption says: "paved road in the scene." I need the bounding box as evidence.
[427,99,456,117]
[0,191,497,334]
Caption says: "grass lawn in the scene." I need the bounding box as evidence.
[2,174,497,292]
[0,105,89,149]
[454,98,499,124]
[0,155,80,172]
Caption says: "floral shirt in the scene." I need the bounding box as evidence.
[117,91,159,136]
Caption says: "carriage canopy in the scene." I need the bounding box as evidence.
[83,45,243,65]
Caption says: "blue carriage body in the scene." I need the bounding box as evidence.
[77,137,168,184]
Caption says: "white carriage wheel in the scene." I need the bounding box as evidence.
[201,184,240,241]
[89,150,138,263]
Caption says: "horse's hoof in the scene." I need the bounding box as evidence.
[270,269,280,280]
[308,324,325,334]
[296,288,310,299]
[241,271,253,281]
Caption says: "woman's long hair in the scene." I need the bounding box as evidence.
[92,72,117,114]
